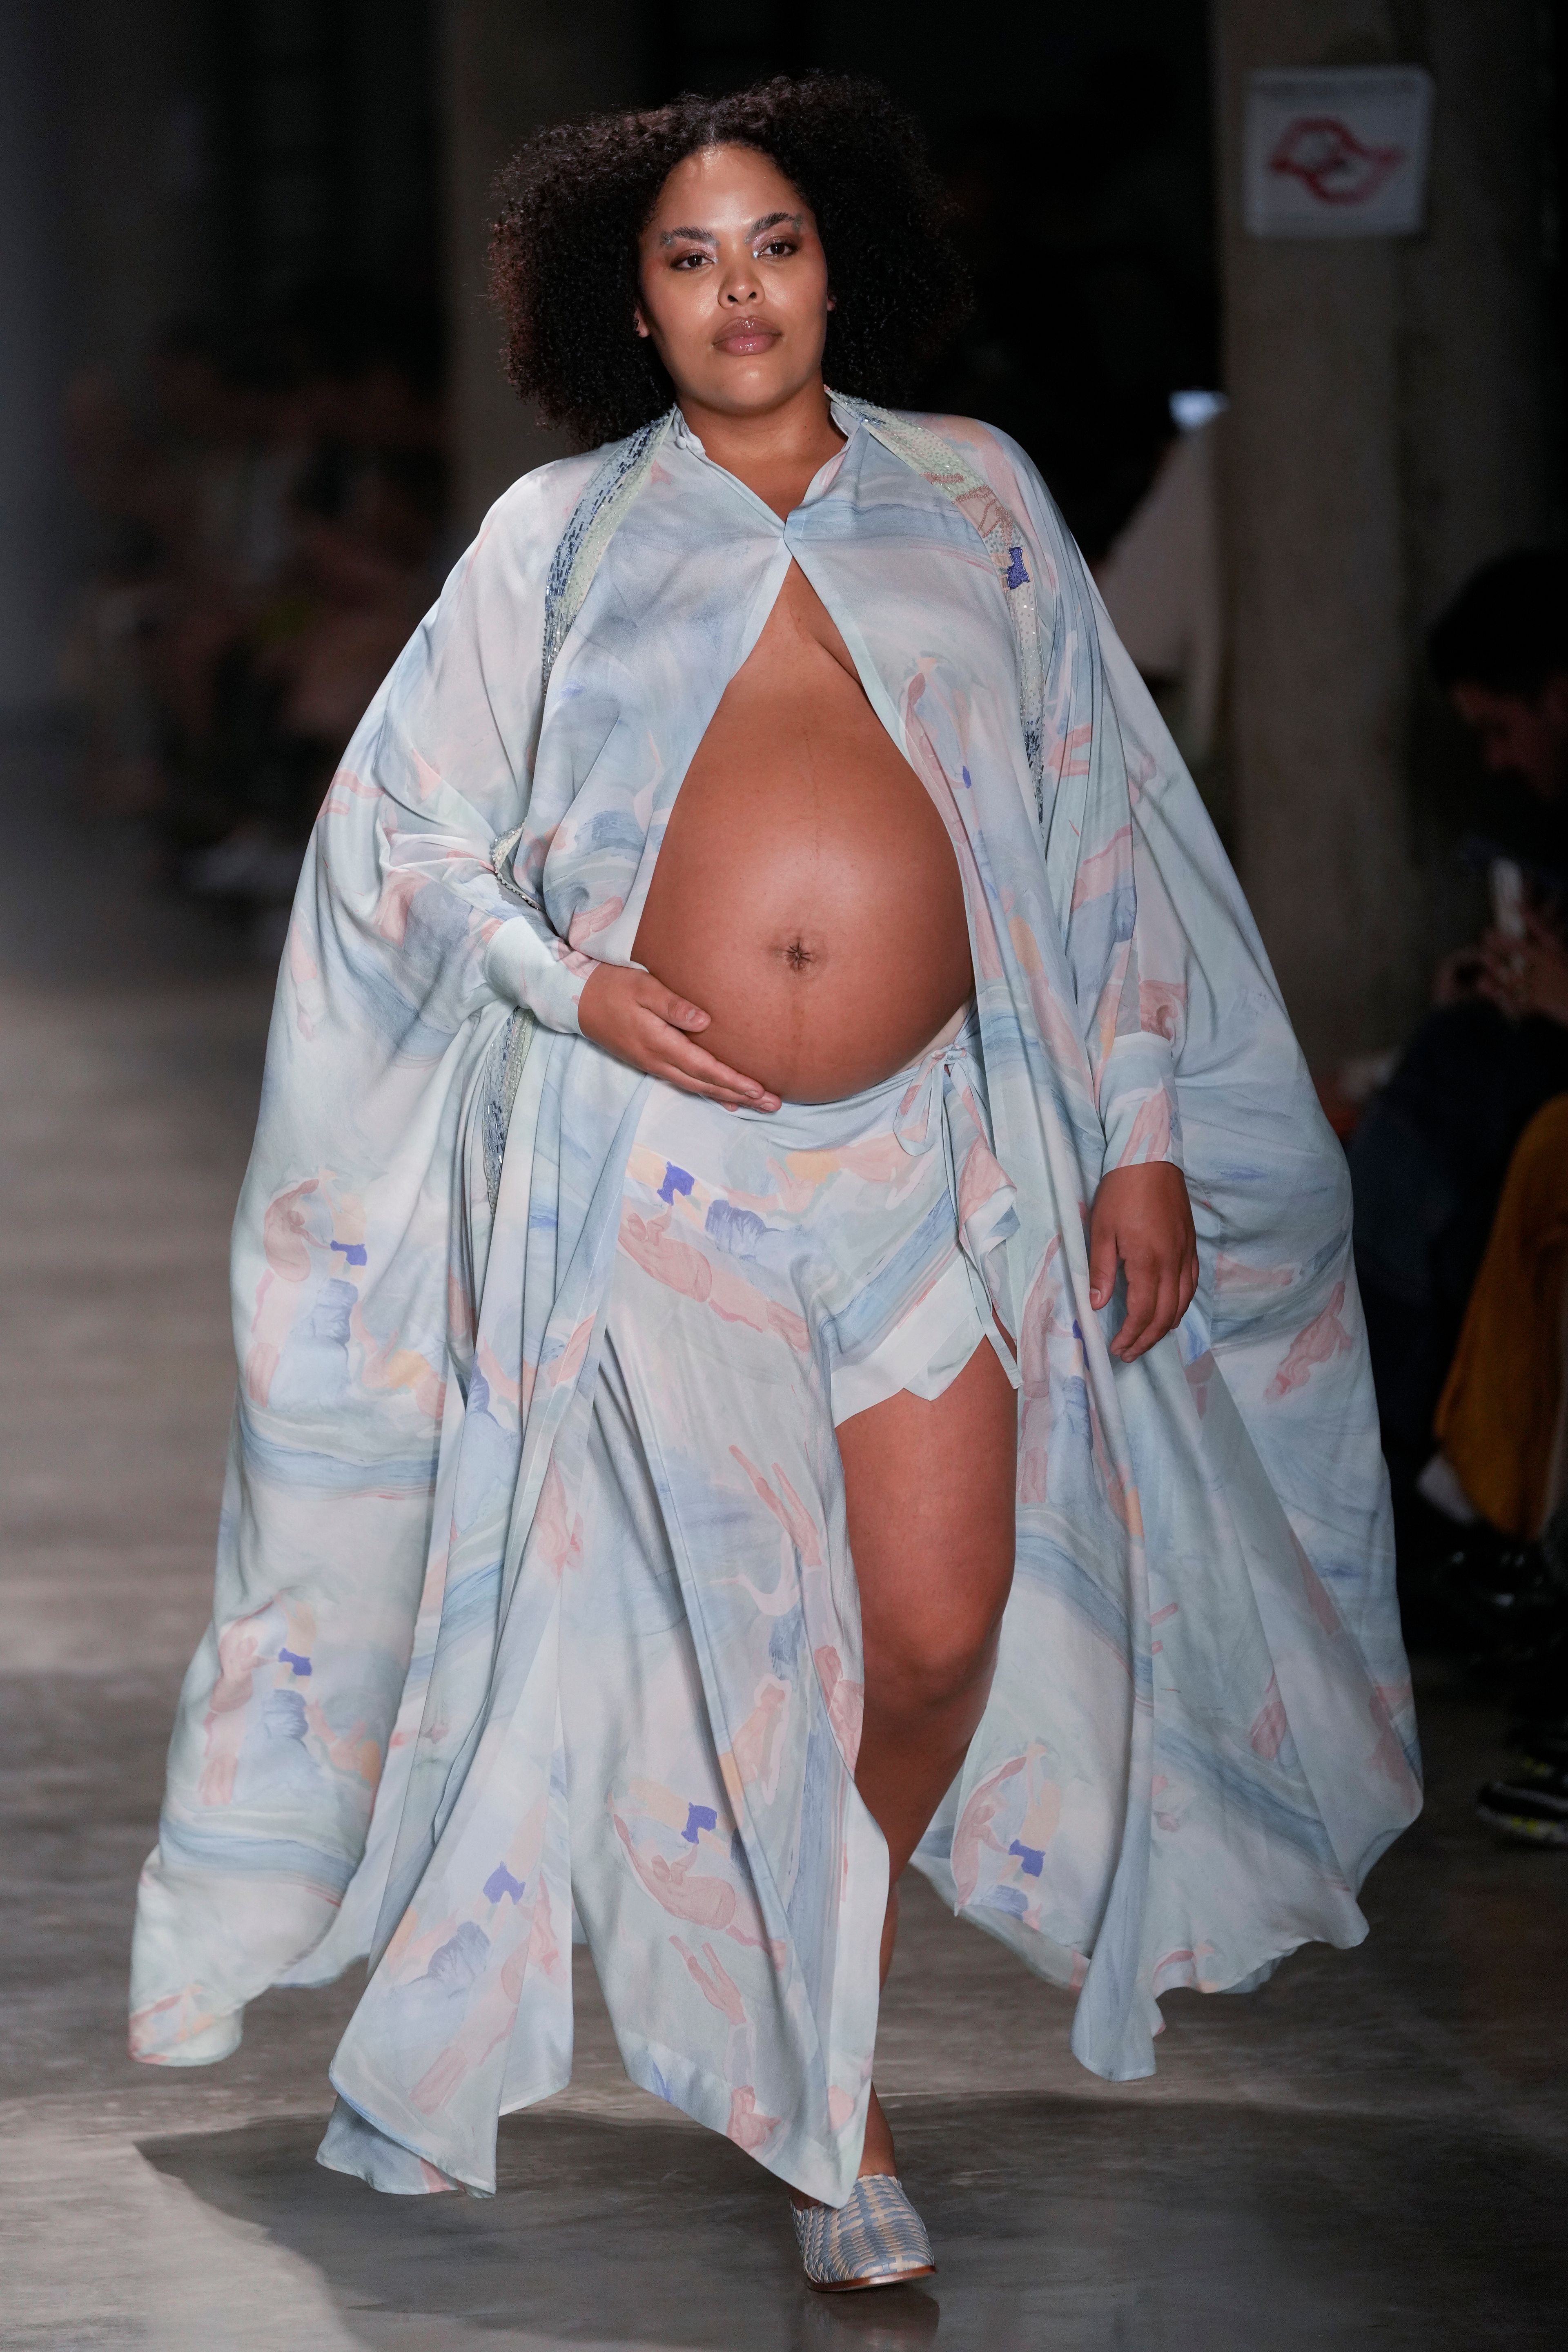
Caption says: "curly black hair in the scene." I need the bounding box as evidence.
[1428,548,1568,698]
[489,75,969,451]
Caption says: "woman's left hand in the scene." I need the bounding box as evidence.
[1088,1162,1200,1362]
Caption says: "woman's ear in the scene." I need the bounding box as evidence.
[633,305,650,340]
[826,292,836,312]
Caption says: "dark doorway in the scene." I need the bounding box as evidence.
[647,1,1219,557]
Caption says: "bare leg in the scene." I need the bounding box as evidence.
[795,1336,1017,2195]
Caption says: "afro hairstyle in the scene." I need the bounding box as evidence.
[489,74,969,451]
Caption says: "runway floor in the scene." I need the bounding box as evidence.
[2,734,1564,2350]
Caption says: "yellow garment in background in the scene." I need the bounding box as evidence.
[1436,1094,1568,1537]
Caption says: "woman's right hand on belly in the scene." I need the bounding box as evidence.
[577,963,782,1112]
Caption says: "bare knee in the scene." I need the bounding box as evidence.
[869,1601,1007,1719]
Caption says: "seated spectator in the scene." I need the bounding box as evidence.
[1430,1089,1568,1540]
[1426,1090,1568,1847]
[1348,551,1568,1532]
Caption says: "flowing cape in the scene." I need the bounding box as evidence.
[130,404,1420,2200]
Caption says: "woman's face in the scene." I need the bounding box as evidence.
[635,143,832,418]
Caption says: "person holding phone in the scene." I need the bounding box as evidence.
[1350,550,1568,1545]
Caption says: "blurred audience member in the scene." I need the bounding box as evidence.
[1349,550,1568,1525]
[61,286,445,946]
[1431,1094,1568,1542]
[1348,551,1568,1855]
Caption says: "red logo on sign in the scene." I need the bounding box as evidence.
[1268,116,1404,207]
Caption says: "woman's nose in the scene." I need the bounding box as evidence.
[719,259,761,305]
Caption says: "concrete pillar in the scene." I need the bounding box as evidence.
[1398,3,1556,920]
[0,1,70,715]
[440,0,642,537]
[1211,0,1554,1068]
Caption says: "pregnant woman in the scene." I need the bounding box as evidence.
[131,77,1421,2294]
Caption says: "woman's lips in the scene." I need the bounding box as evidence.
[714,318,780,356]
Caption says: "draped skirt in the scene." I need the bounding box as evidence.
[317,1010,1021,2203]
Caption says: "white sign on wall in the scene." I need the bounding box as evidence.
[1243,66,1435,239]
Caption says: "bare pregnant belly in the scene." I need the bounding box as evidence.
[632,564,974,1104]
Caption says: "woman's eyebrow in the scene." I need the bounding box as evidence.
[657,212,802,247]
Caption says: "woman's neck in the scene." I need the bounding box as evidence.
[677,376,846,520]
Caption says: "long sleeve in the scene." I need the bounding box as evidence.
[332,456,604,1042]
[1094,948,1184,1177]
[1081,676,1187,1180]
[985,435,1185,1180]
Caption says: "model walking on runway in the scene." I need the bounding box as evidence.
[131,75,1420,2293]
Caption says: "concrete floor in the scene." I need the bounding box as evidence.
[2,736,1566,2351]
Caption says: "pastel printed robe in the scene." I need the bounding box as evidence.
[130,400,1421,2204]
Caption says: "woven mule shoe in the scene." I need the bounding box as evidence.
[792,2174,936,2291]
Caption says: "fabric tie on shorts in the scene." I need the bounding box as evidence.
[892,1023,1021,1378]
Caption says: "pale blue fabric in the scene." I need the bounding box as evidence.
[131,401,1420,2207]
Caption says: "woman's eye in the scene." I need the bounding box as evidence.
[671,251,710,270]
[758,240,796,258]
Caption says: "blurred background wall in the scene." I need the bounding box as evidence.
[1215,0,1560,1067]
[0,0,1561,1066]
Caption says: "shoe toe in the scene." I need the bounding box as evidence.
[793,2175,935,2292]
